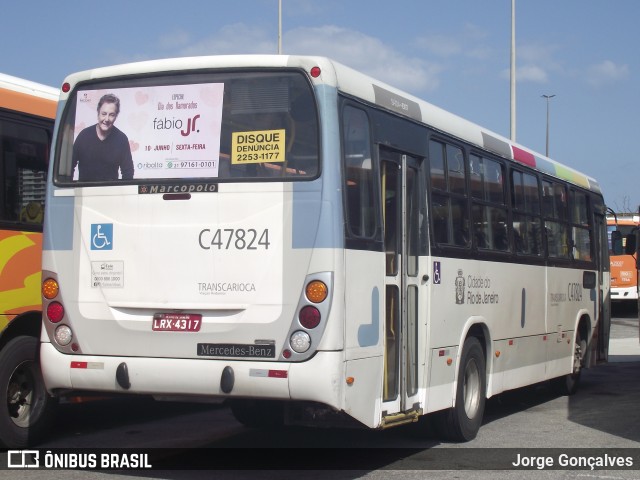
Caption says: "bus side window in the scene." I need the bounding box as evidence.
[0,118,48,225]
[431,193,449,244]
[470,154,507,251]
[570,190,593,262]
[342,106,375,239]
[383,165,399,275]
[429,139,469,248]
[511,170,542,256]
[446,144,465,195]
[543,180,570,259]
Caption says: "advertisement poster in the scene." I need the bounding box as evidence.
[73,83,224,180]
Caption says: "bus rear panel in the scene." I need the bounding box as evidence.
[40,61,354,410]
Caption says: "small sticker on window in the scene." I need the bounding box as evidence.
[232,129,285,164]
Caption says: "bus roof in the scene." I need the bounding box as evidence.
[58,54,601,195]
[607,214,640,225]
[0,72,58,119]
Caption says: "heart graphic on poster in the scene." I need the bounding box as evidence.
[129,140,139,152]
[135,91,149,105]
[199,85,224,108]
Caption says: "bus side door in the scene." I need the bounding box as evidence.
[380,148,428,417]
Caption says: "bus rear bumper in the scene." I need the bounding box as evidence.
[40,342,344,407]
[611,286,639,300]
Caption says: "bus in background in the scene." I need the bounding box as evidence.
[0,73,58,447]
[41,56,610,442]
[607,214,639,303]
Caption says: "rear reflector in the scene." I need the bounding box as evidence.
[249,368,288,378]
[70,361,104,369]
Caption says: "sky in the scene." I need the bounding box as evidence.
[2,0,637,212]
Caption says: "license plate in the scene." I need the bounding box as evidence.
[152,313,202,332]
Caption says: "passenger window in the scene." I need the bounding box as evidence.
[484,159,504,204]
[511,170,542,256]
[469,154,482,199]
[343,106,375,238]
[447,144,465,195]
[543,180,570,258]
[571,190,593,262]
[429,141,446,191]
[470,154,507,251]
[0,119,49,226]
[429,139,469,248]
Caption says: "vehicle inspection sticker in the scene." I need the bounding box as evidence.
[91,261,124,288]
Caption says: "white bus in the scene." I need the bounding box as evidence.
[41,55,610,441]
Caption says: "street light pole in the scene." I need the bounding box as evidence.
[542,94,555,157]
[278,0,282,54]
[510,0,516,141]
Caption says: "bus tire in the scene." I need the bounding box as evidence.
[550,329,584,396]
[230,399,284,428]
[435,336,486,442]
[0,336,56,448]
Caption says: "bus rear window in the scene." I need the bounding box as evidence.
[54,71,319,184]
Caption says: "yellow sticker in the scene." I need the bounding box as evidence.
[231,129,285,164]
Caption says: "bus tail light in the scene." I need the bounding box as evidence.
[305,280,327,303]
[280,272,333,362]
[290,331,311,353]
[42,277,59,299]
[55,325,73,346]
[299,306,321,329]
[47,302,64,323]
[42,271,81,352]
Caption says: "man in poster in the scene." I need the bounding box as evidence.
[72,93,134,181]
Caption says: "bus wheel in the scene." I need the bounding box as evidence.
[230,399,284,428]
[435,336,486,442]
[0,336,56,448]
[551,329,584,396]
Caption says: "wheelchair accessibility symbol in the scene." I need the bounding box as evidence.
[91,223,113,250]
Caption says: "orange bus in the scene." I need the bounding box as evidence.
[0,73,58,447]
[607,214,639,303]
